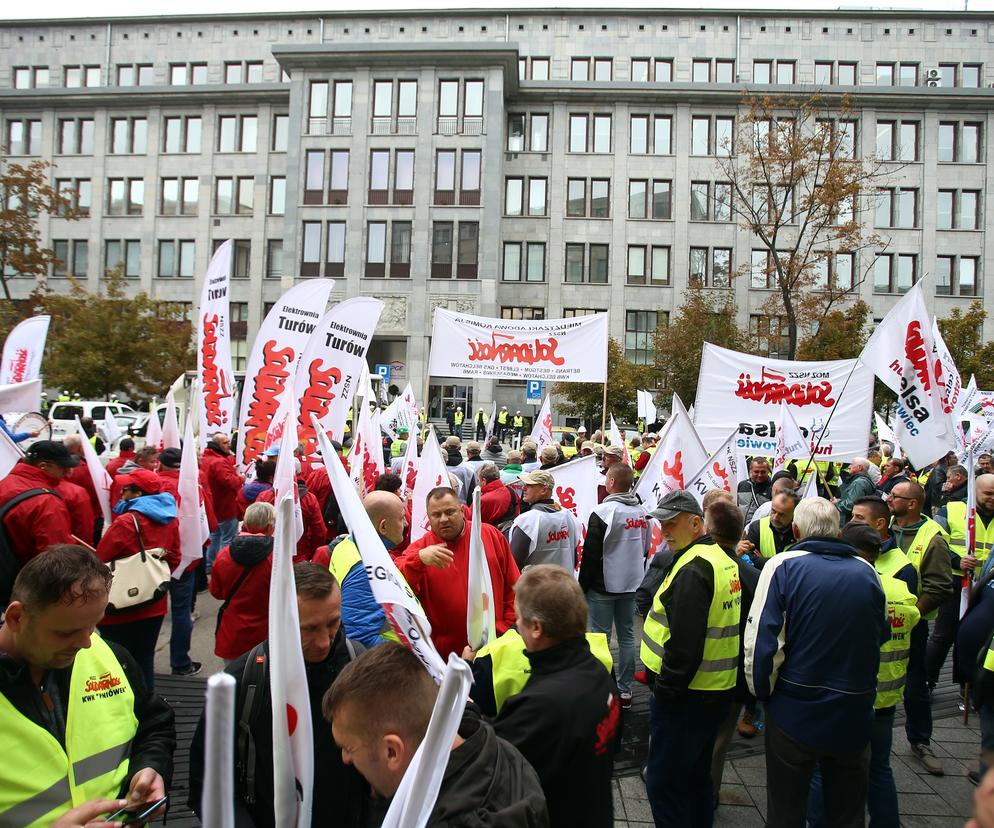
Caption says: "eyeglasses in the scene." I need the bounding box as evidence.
[887,494,915,501]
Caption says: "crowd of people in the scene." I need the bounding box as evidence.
[2,409,994,827]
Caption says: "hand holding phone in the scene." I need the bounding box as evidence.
[106,795,168,825]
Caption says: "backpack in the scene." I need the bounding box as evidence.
[235,636,365,805]
[0,488,61,607]
[495,486,521,534]
[322,489,348,537]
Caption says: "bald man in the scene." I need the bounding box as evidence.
[317,489,411,648]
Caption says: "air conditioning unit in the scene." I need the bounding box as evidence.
[925,68,940,87]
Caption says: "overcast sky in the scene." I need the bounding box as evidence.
[5,0,994,21]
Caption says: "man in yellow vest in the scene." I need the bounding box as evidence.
[512,410,525,440]
[738,489,799,564]
[641,490,742,826]
[888,478,954,776]
[389,426,409,459]
[0,545,175,827]
[496,405,510,441]
[932,474,994,694]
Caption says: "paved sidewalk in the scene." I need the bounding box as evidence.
[613,714,977,827]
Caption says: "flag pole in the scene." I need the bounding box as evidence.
[797,355,865,485]
[599,382,607,444]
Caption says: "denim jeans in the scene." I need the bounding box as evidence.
[99,615,164,690]
[206,517,238,574]
[586,589,636,694]
[904,620,932,746]
[808,709,896,828]
[169,568,196,672]
[645,694,727,828]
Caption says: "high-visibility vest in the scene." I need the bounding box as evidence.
[476,629,613,713]
[513,415,524,428]
[418,410,427,424]
[891,517,947,620]
[328,538,401,643]
[984,636,994,674]
[945,502,994,570]
[875,574,920,709]
[875,546,915,581]
[497,410,509,425]
[757,516,789,558]
[454,410,464,426]
[629,448,642,465]
[390,438,407,458]
[640,541,741,691]
[0,635,137,827]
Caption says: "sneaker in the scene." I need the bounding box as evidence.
[969,770,982,786]
[634,670,648,685]
[619,692,633,711]
[911,743,944,776]
[172,661,202,677]
[738,710,758,738]
[190,609,201,622]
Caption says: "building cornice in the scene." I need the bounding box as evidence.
[0,83,290,110]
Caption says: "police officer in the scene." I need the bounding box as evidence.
[0,546,175,826]
[390,426,409,459]
[641,490,742,826]
[513,410,525,441]
[497,405,510,441]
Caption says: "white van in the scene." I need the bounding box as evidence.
[48,401,142,440]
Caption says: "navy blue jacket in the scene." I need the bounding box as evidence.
[745,536,889,754]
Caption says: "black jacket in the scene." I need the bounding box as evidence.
[493,638,618,827]
[188,628,367,828]
[746,517,795,564]
[940,481,969,508]
[0,639,175,796]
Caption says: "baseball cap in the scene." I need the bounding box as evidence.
[519,470,555,489]
[158,447,182,469]
[25,441,81,468]
[603,445,625,458]
[263,445,281,457]
[841,521,881,558]
[117,468,162,495]
[650,490,704,521]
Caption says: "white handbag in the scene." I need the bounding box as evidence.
[105,514,172,614]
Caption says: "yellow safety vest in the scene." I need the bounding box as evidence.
[757,517,789,558]
[328,537,404,643]
[945,502,994,570]
[390,439,407,458]
[640,541,741,691]
[875,574,920,709]
[497,411,508,425]
[984,637,994,674]
[0,635,137,827]
[513,416,524,428]
[875,546,915,581]
[629,448,642,465]
[477,629,613,713]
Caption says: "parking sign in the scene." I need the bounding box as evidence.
[526,380,543,403]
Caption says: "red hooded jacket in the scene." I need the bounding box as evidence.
[0,462,73,565]
[200,444,242,522]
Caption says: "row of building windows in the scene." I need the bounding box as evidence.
[12,61,285,89]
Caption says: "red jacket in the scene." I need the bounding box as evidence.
[397,519,519,659]
[0,462,73,565]
[200,445,242,522]
[56,479,96,547]
[67,460,101,516]
[479,478,514,526]
[209,531,274,659]
[106,450,134,478]
[255,485,326,561]
[95,502,180,624]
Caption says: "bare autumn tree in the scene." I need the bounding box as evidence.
[0,155,82,302]
[714,93,894,358]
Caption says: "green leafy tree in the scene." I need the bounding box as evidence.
[795,299,870,361]
[0,156,81,302]
[552,338,652,429]
[937,300,994,389]
[38,268,194,399]
[653,287,747,405]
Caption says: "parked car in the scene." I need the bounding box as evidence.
[48,400,140,440]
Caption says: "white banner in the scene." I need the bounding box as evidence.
[694,343,873,461]
[609,415,631,466]
[550,454,601,529]
[238,280,334,469]
[529,395,554,453]
[637,390,657,425]
[634,395,708,508]
[293,297,383,457]
[0,315,49,386]
[428,308,608,383]
[102,409,123,445]
[862,282,953,468]
[466,488,497,651]
[161,389,181,450]
[774,401,808,471]
[75,417,112,526]
[400,427,419,501]
[381,382,418,441]
[0,427,22,479]
[175,413,210,578]
[875,412,903,460]
[348,402,383,498]
[196,241,236,449]
[0,378,40,414]
[410,427,448,543]
[932,318,965,418]
[686,430,740,506]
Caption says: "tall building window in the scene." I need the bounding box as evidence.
[625,311,658,364]
[6,119,42,155]
[57,119,94,155]
[109,117,147,154]
[936,255,979,297]
[157,240,195,278]
[873,253,917,294]
[105,240,140,277]
[163,116,201,153]
[217,115,257,152]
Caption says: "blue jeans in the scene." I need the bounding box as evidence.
[586,589,636,694]
[809,710,895,828]
[904,620,932,745]
[169,568,196,672]
[645,694,726,828]
[206,517,238,574]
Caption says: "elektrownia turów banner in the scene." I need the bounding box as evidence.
[693,343,873,460]
[428,308,608,383]
[237,279,334,469]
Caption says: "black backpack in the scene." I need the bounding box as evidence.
[0,488,61,607]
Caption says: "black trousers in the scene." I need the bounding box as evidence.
[765,717,869,828]
[925,578,961,686]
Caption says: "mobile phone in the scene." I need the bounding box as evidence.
[106,795,168,824]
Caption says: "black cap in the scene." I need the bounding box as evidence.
[158,447,182,469]
[25,440,81,468]
[841,521,882,558]
[649,489,704,521]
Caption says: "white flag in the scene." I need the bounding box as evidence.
[381,655,473,828]
[466,487,497,650]
[0,379,40,414]
[410,427,448,543]
[774,401,808,472]
[175,412,210,578]
[685,430,740,506]
[550,454,601,530]
[484,401,497,445]
[0,315,49,385]
[75,417,112,526]
[400,428,419,502]
[273,398,304,543]
[0,427,23,479]
[315,418,445,680]
[145,407,162,454]
[642,390,657,425]
[349,401,384,498]
[529,395,554,453]
[634,394,708,508]
[102,410,123,445]
[202,673,236,828]
[875,412,903,459]
[196,241,236,450]
[861,281,952,468]
[609,415,631,466]
[932,318,965,418]
[268,495,313,827]
[161,389,181,450]
[799,470,820,500]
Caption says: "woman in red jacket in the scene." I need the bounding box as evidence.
[209,501,276,662]
[95,468,179,689]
